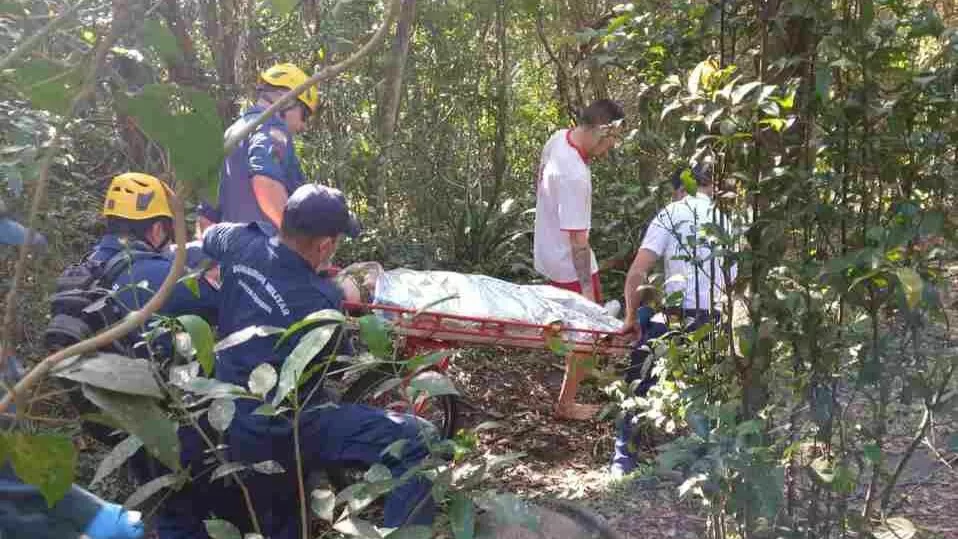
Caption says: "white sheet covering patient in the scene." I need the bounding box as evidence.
[336,263,623,333]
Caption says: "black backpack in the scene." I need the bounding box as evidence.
[44,248,165,356]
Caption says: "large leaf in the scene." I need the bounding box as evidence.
[450,492,476,539]
[53,353,163,398]
[276,310,344,349]
[7,59,84,114]
[311,488,336,522]
[273,324,337,406]
[359,315,392,357]
[409,370,459,398]
[214,325,285,353]
[204,519,243,539]
[178,315,216,376]
[91,435,143,487]
[125,473,181,508]
[896,268,923,309]
[7,433,76,507]
[143,19,183,63]
[83,385,181,472]
[117,84,223,201]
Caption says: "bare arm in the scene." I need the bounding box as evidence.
[623,248,659,332]
[568,229,595,302]
[251,175,289,230]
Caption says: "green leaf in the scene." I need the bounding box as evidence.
[896,268,923,309]
[215,326,285,353]
[380,439,408,459]
[82,385,181,472]
[91,435,143,487]
[125,472,181,508]
[204,518,243,539]
[871,517,916,539]
[178,315,215,376]
[311,488,336,522]
[179,273,201,297]
[7,59,84,114]
[117,84,223,202]
[208,398,236,432]
[404,350,450,373]
[273,324,338,406]
[248,363,278,397]
[731,81,762,105]
[212,462,247,481]
[450,492,476,539]
[9,434,76,507]
[252,460,285,474]
[359,314,393,357]
[183,377,248,399]
[364,463,393,483]
[52,353,163,398]
[680,168,698,195]
[949,433,958,451]
[143,19,183,63]
[270,0,299,16]
[333,517,383,538]
[276,309,345,349]
[810,456,835,483]
[409,370,459,397]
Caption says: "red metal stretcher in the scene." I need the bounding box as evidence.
[342,300,632,358]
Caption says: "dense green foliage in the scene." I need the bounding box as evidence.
[0,0,956,537]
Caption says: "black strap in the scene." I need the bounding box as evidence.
[97,247,166,289]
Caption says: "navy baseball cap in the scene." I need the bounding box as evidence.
[283,184,361,238]
[196,201,221,223]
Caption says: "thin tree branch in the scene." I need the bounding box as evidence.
[0,8,128,383]
[0,0,94,71]
[222,0,402,154]
[0,9,187,412]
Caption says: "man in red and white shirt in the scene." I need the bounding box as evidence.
[534,99,625,420]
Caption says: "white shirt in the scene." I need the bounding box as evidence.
[640,193,736,310]
[533,129,599,283]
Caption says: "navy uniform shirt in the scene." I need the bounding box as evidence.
[215,107,307,234]
[202,222,344,388]
[90,235,219,322]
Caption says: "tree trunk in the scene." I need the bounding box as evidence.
[200,0,239,123]
[484,0,509,225]
[372,0,417,216]
[159,0,203,87]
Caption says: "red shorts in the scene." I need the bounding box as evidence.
[548,273,603,303]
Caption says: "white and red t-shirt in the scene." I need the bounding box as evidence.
[533,129,598,283]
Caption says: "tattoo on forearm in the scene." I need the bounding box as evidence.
[571,243,593,293]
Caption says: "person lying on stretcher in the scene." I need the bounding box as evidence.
[332,262,624,334]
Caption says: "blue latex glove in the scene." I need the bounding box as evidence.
[83,503,144,539]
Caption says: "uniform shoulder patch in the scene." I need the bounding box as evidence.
[268,128,289,148]
[268,128,289,164]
